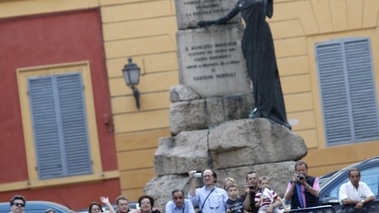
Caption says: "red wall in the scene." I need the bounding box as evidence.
[0,9,119,209]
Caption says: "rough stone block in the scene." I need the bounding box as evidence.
[209,119,307,169]
[206,93,254,127]
[169,93,254,135]
[154,130,209,175]
[169,99,207,135]
[169,84,201,103]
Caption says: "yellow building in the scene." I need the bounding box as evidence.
[1,0,379,204]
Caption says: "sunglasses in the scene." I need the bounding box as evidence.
[13,203,25,207]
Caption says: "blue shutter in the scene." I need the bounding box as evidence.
[28,72,92,179]
[344,40,379,140]
[315,38,379,145]
[29,77,63,178]
[316,42,352,144]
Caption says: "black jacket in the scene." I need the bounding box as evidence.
[290,176,319,209]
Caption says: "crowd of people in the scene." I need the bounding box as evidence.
[184,161,375,212]
[7,160,376,213]
[187,169,289,213]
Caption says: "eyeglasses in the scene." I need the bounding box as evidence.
[173,196,183,200]
[13,203,25,207]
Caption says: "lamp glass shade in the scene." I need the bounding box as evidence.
[122,58,140,86]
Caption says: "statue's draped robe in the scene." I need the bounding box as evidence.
[216,0,291,129]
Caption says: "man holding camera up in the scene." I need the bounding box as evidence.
[284,160,320,210]
[241,171,259,213]
[188,169,228,213]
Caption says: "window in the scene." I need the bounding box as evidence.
[28,73,92,179]
[17,62,103,186]
[362,166,379,197]
[315,37,379,146]
[328,176,347,199]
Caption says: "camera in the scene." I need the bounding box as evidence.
[248,185,256,190]
[297,174,305,181]
[191,171,202,178]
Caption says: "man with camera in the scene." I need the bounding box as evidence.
[188,169,228,213]
[284,160,320,210]
[241,171,259,213]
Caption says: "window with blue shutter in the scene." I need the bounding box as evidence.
[28,72,92,179]
[315,37,379,146]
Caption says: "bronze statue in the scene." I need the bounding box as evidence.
[198,0,291,129]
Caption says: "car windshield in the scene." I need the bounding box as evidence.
[319,162,360,188]
[318,170,338,185]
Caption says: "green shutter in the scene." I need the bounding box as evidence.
[315,38,379,145]
[28,72,92,179]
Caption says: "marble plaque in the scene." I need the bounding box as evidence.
[174,0,240,30]
[177,24,251,97]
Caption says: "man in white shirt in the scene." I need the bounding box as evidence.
[188,169,228,213]
[339,168,375,209]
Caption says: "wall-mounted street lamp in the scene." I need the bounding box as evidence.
[122,57,140,109]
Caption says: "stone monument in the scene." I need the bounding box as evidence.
[143,0,307,210]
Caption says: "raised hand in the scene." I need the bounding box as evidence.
[100,196,116,213]
[100,196,110,204]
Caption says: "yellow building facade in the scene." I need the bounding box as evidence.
[1,0,379,202]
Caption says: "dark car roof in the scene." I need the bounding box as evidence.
[0,200,72,213]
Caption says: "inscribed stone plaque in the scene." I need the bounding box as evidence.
[174,0,240,30]
[177,24,251,97]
